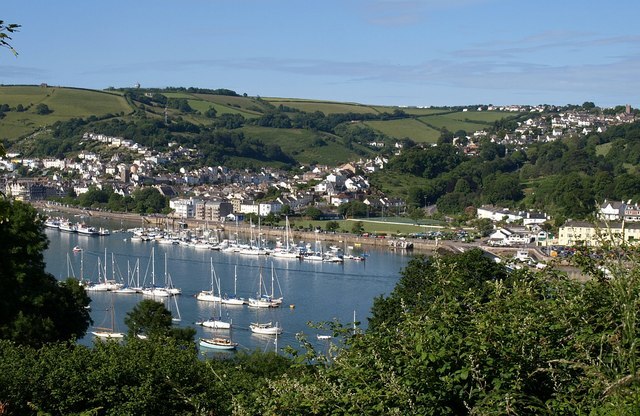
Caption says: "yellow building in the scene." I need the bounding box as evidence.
[558,220,640,246]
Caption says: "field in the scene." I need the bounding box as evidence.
[240,126,367,165]
[364,119,441,143]
[418,114,488,133]
[595,142,613,157]
[368,171,432,199]
[163,92,263,118]
[0,86,132,139]
[266,99,379,115]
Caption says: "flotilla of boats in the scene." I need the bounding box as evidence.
[53,214,369,348]
[46,217,111,236]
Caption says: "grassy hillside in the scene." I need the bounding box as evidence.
[240,125,369,165]
[266,98,380,115]
[0,86,520,169]
[363,119,441,143]
[0,86,132,139]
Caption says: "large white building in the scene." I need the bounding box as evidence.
[558,221,640,246]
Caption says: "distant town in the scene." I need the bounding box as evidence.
[2,104,638,258]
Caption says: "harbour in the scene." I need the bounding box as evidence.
[43,221,413,354]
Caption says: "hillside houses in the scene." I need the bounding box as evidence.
[598,200,640,222]
[477,206,547,226]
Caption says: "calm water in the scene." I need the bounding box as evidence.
[43,218,412,354]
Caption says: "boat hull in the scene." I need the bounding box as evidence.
[199,337,237,350]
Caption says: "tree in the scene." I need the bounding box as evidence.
[325,220,340,232]
[125,299,195,342]
[338,201,368,218]
[0,20,19,56]
[303,206,323,220]
[204,106,217,118]
[0,199,91,347]
[125,299,172,339]
[132,187,169,214]
[35,103,52,115]
[256,248,640,414]
[407,207,424,224]
[350,221,364,235]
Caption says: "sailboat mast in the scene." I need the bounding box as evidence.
[353,310,356,335]
[103,248,107,283]
[234,265,237,295]
[151,247,155,286]
[271,262,275,299]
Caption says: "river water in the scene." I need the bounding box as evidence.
[43,217,413,354]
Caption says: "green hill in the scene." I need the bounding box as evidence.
[0,85,131,140]
[0,85,519,167]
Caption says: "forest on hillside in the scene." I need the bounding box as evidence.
[375,121,640,222]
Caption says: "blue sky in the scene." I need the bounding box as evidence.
[2,0,639,107]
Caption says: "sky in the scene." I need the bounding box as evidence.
[2,0,640,108]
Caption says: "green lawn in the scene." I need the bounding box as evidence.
[364,119,440,143]
[288,217,448,236]
[418,114,488,133]
[450,110,516,123]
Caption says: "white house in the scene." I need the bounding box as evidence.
[599,200,625,221]
[169,198,199,218]
[487,227,534,246]
[259,201,282,217]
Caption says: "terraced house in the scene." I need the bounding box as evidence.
[558,220,640,246]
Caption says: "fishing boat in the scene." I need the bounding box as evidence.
[76,223,98,236]
[58,220,77,233]
[44,217,61,229]
[199,337,238,350]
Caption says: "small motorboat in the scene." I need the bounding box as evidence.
[72,246,82,253]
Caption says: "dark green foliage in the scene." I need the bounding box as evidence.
[131,187,169,214]
[0,338,294,415]
[0,200,91,347]
[0,20,20,55]
[166,97,193,113]
[204,106,217,118]
[303,206,323,220]
[325,220,340,232]
[337,201,368,218]
[35,103,52,115]
[254,249,640,414]
[388,144,463,179]
[213,113,245,129]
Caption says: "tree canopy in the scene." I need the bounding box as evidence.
[0,199,91,347]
